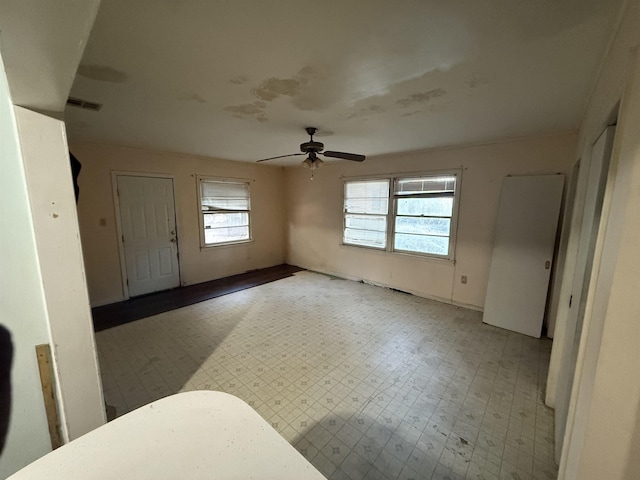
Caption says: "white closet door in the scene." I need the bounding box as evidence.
[483,175,565,337]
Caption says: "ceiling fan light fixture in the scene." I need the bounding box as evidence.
[256,127,366,166]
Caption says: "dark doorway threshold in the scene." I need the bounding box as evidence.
[92,264,304,332]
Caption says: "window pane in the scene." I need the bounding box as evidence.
[345,180,389,198]
[344,180,389,215]
[203,212,249,229]
[394,233,449,255]
[204,225,249,244]
[345,214,387,232]
[344,212,387,248]
[344,180,389,249]
[395,216,450,236]
[344,228,386,248]
[396,197,453,217]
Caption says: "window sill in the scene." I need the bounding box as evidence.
[340,242,455,264]
[200,239,254,250]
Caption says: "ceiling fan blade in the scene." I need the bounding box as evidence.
[256,153,304,163]
[323,151,366,162]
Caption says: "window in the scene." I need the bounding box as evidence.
[343,172,459,259]
[343,179,390,249]
[199,177,251,246]
[393,175,456,256]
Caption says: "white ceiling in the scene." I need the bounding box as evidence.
[65,0,623,165]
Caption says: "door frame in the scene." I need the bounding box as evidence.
[111,171,181,300]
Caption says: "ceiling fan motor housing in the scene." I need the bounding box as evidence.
[300,141,324,153]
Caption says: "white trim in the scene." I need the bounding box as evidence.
[111,171,180,299]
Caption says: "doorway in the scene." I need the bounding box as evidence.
[553,125,617,461]
[114,174,180,298]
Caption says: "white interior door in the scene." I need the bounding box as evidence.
[483,174,565,337]
[116,175,180,297]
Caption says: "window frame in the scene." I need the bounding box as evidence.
[342,170,461,261]
[197,175,253,248]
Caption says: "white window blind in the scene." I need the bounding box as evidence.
[201,181,250,211]
[394,176,456,196]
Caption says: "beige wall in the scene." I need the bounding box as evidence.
[71,142,287,307]
[285,133,576,310]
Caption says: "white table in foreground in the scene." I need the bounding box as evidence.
[9,391,326,479]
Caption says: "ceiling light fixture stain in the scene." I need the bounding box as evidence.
[77,64,128,83]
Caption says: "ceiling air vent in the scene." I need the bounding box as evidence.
[66,96,102,111]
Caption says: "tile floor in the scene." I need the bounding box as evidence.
[96,271,558,480]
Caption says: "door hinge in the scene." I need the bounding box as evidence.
[569,295,573,307]
[121,234,125,244]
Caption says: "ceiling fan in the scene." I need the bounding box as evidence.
[256,127,365,177]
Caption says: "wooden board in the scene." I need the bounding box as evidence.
[35,344,62,449]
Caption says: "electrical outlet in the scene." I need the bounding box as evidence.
[461,275,467,284]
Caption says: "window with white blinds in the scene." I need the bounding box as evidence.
[343,172,459,259]
[199,177,251,246]
[343,179,390,249]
